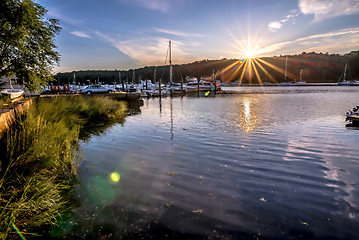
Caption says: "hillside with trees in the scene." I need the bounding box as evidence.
[54,50,359,85]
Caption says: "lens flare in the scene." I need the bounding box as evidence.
[110,172,120,182]
[11,221,26,240]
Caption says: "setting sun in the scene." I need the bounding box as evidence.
[246,50,254,59]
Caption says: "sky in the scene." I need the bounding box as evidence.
[35,0,359,73]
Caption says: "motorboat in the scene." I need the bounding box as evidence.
[186,80,219,92]
[168,82,187,94]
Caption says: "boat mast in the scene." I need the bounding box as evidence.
[153,68,156,84]
[169,40,173,83]
[344,63,347,82]
[284,56,288,82]
[9,76,12,92]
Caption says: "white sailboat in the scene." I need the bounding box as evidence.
[338,63,355,86]
[278,56,292,85]
[1,77,24,99]
[167,40,186,95]
[295,69,306,85]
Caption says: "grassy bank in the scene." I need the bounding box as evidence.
[0,96,127,239]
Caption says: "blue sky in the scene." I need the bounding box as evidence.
[35,0,359,73]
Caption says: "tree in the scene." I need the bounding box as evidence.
[0,0,61,92]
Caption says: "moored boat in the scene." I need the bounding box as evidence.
[1,88,24,99]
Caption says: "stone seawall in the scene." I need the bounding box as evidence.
[0,98,33,139]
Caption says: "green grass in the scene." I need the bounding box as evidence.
[0,96,127,239]
[0,95,12,108]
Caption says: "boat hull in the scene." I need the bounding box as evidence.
[1,89,24,99]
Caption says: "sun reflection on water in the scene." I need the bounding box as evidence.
[239,97,257,132]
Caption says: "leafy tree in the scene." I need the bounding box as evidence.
[0,0,61,92]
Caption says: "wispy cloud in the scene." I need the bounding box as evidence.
[268,9,299,31]
[70,31,91,38]
[46,8,83,26]
[117,0,187,13]
[154,28,205,37]
[257,28,359,55]
[299,0,359,21]
[92,30,197,66]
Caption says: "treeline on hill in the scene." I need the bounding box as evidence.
[54,50,359,85]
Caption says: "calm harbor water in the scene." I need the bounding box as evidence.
[62,86,359,239]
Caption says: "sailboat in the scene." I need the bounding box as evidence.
[295,69,306,85]
[1,77,24,99]
[338,63,355,86]
[166,40,187,95]
[278,56,292,85]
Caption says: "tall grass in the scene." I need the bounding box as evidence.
[0,96,127,239]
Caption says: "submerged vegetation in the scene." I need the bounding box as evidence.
[0,96,127,239]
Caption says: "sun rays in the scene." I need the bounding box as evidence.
[216,26,294,85]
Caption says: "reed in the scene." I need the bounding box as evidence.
[0,96,127,239]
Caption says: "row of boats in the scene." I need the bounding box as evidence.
[129,79,221,97]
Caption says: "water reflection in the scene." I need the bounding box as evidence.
[239,97,257,132]
[127,99,143,116]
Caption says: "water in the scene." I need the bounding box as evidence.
[63,86,359,239]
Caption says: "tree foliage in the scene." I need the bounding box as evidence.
[0,0,61,92]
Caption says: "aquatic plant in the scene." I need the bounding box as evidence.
[0,96,127,239]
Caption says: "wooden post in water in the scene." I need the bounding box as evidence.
[197,79,200,97]
[159,78,162,98]
[122,79,125,92]
[181,77,184,98]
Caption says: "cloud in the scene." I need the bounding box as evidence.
[117,0,187,12]
[70,31,91,38]
[115,37,197,66]
[268,21,282,31]
[268,9,299,31]
[46,8,83,26]
[154,28,205,37]
[91,30,197,66]
[256,27,359,56]
[299,0,359,21]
